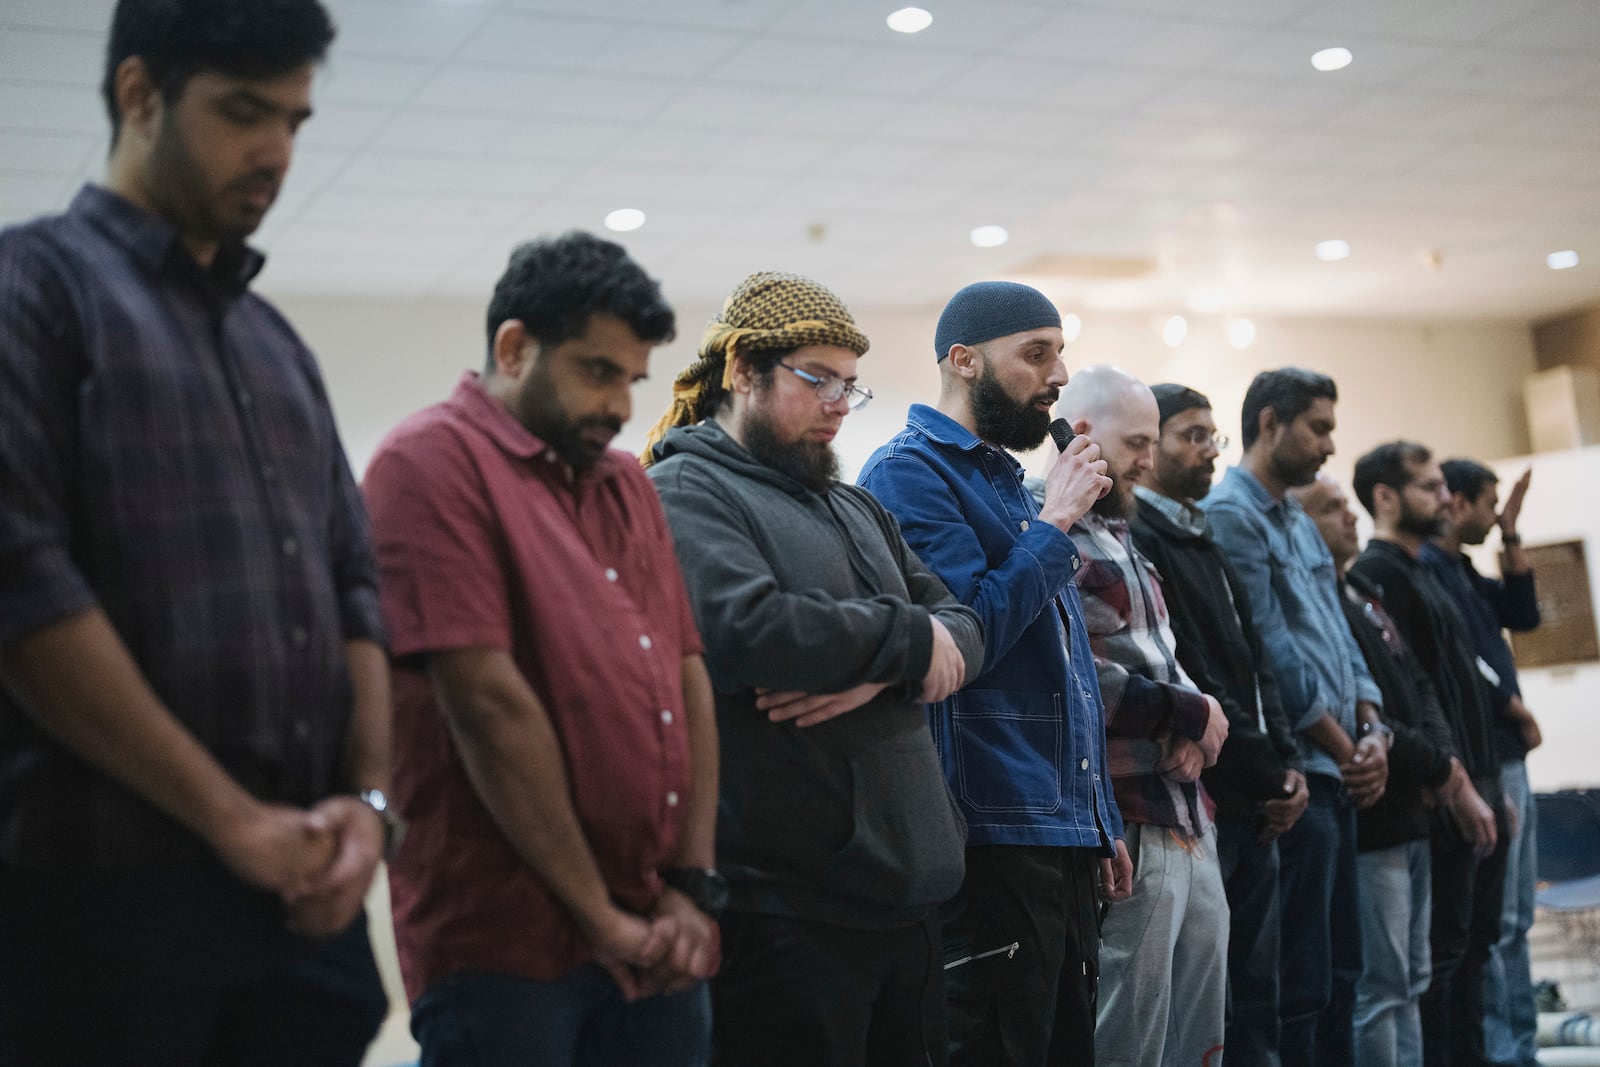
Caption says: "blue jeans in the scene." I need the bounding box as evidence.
[410,967,710,1067]
[1484,760,1539,1067]
[1355,839,1431,1067]
[1277,775,1362,1067]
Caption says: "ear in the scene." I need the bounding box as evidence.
[492,319,533,378]
[114,56,162,141]
[1373,482,1399,516]
[727,347,758,395]
[1256,405,1281,445]
[946,343,981,380]
[1071,417,1091,437]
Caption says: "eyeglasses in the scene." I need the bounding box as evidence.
[1174,427,1229,450]
[778,362,873,411]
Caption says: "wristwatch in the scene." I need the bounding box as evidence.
[357,788,407,861]
[1358,721,1395,750]
[663,867,730,917]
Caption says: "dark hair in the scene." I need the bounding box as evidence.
[1240,367,1338,450]
[1352,440,1432,516]
[485,232,676,371]
[704,346,793,418]
[102,0,337,140]
[1440,458,1497,503]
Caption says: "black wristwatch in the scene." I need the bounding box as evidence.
[357,788,407,862]
[1358,721,1395,750]
[663,867,730,917]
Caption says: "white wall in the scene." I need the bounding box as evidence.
[269,290,1538,485]
[1469,445,1600,792]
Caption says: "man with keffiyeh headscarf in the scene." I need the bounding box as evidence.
[646,271,984,1066]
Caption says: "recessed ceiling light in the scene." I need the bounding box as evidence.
[886,6,933,33]
[1311,46,1353,72]
[1227,317,1257,350]
[604,208,646,232]
[1162,315,1188,348]
[1062,312,1083,342]
[969,225,1008,248]
[1316,239,1351,262]
[1548,249,1580,270]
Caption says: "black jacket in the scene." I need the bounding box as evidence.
[1131,492,1301,819]
[1339,571,1456,852]
[1349,540,1501,809]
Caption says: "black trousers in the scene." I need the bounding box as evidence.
[943,845,1102,1067]
[0,864,387,1067]
[1422,815,1510,1067]
[1216,814,1282,1067]
[712,908,945,1067]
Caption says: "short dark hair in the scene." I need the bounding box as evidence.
[485,232,676,371]
[1352,440,1432,516]
[1440,458,1498,503]
[1240,367,1338,450]
[102,0,337,140]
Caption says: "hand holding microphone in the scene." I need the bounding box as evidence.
[1037,418,1111,533]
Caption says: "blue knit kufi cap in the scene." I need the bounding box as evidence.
[934,281,1062,362]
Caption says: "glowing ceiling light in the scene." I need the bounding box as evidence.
[1162,315,1188,348]
[969,225,1009,248]
[886,7,933,33]
[1548,249,1580,270]
[1227,317,1257,350]
[604,208,646,232]
[1316,238,1351,262]
[1311,47,1353,72]
[1062,312,1083,342]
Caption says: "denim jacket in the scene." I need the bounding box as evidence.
[859,404,1123,851]
[1200,466,1382,782]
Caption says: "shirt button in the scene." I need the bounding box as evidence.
[1019,519,1030,531]
[545,453,558,464]
[293,719,312,741]
[1072,556,1081,571]
[661,709,674,725]
[639,635,652,650]
[666,791,679,807]
[1081,758,1090,770]
[281,536,300,558]
[290,626,309,649]
[605,568,619,582]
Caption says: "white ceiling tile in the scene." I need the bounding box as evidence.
[588,26,745,77]
[0,130,100,174]
[369,111,516,154]
[0,29,105,86]
[1209,29,1451,83]
[0,82,107,134]
[767,91,905,136]
[501,0,789,32]
[1289,0,1457,36]
[1401,46,1597,99]
[0,172,79,218]
[2,0,112,33]
[417,67,566,114]
[706,36,866,89]
[769,1,1046,49]
[454,12,618,66]
[1175,0,1321,28]
[1322,90,1530,136]
[1503,103,1600,146]
[1380,0,1563,44]
[532,73,681,122]
[604,124,749,167]
[323,0,491,60]
[1495,0,1600,50]
[1141,75,1353,125]
[496,117,631,161]
[327,152,575,198]
[1010,9,1167,61]
[317,56,438,106]
[653,84,803,128]
[825,48,959,97]
[296,189,529,230]
[293,102,394,150]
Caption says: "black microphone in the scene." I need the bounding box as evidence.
[1048,418,1075,452]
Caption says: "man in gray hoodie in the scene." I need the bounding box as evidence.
[644,271,984,1067]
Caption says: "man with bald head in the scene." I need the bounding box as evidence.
[1052,365,1230,1067]
[861,281,1128,1064]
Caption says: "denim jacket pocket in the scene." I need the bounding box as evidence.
[951,688,1064,814]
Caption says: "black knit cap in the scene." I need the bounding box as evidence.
[1151,383,1211,427]
[934,281,1061,361]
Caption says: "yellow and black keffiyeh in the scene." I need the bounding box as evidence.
[639,271,869,467]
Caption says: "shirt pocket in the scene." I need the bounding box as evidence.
[951,688,1063,814]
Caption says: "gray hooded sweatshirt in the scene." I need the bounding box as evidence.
[649,419,983,928]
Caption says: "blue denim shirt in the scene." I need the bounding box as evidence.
[859,405,1123,851]
[1201,466,1381,781]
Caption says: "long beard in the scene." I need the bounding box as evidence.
[742,409,839,493]
[971,367,1051,452]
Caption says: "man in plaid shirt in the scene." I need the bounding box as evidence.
[1051,366,1230,1067]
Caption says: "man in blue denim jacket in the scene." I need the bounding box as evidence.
[1201,368,1388,1067]
[860,281,1129,1065]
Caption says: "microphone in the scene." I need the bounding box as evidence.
[1048,418,1075,452]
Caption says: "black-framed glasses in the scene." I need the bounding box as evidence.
[778,362,873,411]
[1175,427,1229,450]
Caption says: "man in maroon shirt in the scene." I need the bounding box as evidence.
[363,232,720,1065]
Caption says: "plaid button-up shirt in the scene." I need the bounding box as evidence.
[0,186,384,869]
[1070,512,1211,836]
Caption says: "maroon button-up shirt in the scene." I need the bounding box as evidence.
[365,373,701,999]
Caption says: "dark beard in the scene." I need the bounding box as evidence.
[514,365,620,474]
[1397,504,1445,539]
[1092,474,1133,519]
[742,409,840,494]
[1156,454,1213,503]
[972,365,1051,452]
[1270,445,1321,489]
